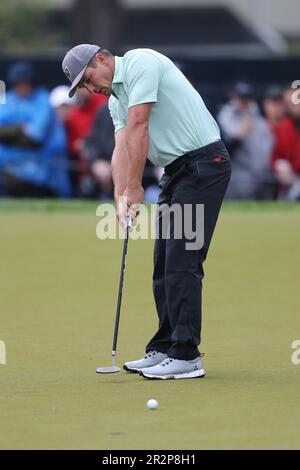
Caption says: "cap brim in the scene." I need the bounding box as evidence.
[68,66,88,98]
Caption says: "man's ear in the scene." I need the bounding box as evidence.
[96,52,105,64]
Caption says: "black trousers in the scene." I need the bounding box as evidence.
[146,140,231,360]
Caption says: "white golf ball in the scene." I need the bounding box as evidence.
[147,398,158,410]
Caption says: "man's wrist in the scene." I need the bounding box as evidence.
[114,189,125,200]
[126,181,142,191]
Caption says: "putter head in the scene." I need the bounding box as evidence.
[96,366,121,374]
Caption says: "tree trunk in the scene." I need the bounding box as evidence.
[70,0,120,53]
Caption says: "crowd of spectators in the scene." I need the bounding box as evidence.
[1,60,300,202]
[218,82,300,201]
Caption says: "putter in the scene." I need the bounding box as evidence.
[96,215,132,374]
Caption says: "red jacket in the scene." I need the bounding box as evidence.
[66,93,107,155]
[272,117,300,174]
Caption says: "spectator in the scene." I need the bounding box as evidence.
[218,82,275,200]
[49,85,77,196]
[0,62,71,198]
[83,104,114,199]
[65,87,107,197]
[49,85,76,122]
[83,103,162,201]
[272,87,300,200]
[263,86,286,130]
[143,165,163,203]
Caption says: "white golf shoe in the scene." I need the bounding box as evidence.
[123,350,167,373]
[140,356,206,380]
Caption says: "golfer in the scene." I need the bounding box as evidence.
[62,45,231,380]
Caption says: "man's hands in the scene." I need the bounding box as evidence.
[116,184,144,229]
[124,184,144,227]
[124,184,144,206]
[112,103,152,230]
[115,194,127,229]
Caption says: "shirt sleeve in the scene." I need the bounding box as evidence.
[125,52,161,108]
[108,96,127,134]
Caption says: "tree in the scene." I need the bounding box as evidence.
[0,0,66,54]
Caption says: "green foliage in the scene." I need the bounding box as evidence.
[0,0,65,53]
[288,40,300,56]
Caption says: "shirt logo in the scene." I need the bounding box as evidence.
[64,66,71,80]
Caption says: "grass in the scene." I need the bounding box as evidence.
[1,198,300,212]
[0,199,300,449]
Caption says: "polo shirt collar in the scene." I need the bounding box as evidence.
[112,56,123,84]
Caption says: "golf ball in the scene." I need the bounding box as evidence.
[147,399,158,410]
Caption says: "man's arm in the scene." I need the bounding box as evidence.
[112,128,128,198]
[111,128,129,227]
[124,103,152,212]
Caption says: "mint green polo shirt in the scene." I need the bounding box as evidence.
[108,48,220,167]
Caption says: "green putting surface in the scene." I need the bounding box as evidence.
[0,199,300,449]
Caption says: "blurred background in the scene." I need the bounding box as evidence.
[1,0,300,201]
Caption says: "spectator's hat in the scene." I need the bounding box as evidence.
[233,82,254,99]
[62,44,100,98]
[49,85,76,108]
[264,85,283,101]
[7,62,36,86]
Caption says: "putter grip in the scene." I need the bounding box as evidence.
[126,215,132,228]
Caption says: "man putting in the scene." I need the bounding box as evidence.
[62,44,231,380]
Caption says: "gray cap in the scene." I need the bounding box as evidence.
[233,82,254,99]
[62,44,101,97]
[264,85,284,100]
